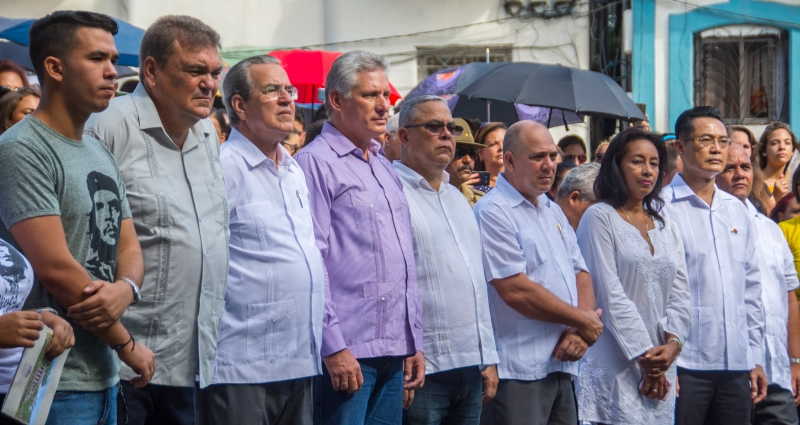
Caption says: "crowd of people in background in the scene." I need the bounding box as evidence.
[1,8,800,425]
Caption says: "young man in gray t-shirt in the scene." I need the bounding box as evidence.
[0,11,154,425]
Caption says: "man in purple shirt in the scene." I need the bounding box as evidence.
[295,51,424,425]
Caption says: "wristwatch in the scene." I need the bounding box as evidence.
[790,357,800,365]
[120,277,141,305]
[667,335,683,350]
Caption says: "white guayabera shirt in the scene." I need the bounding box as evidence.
[475,174,587,381]
[660,174,764,371]
[393,162,498,375]
[747,200,798,391]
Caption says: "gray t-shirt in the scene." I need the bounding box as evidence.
[0,116,132,392]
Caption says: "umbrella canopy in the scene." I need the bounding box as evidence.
[269,49,402,107]
[0,17,144,66]
[404,63,581,127]
[458,62,645,121]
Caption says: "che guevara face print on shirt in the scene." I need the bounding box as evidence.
[85,171,121,282]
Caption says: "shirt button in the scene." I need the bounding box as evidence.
[380,297,386,301]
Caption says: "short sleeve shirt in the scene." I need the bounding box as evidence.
[0,116,131,392]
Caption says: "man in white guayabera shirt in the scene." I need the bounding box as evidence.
[715,142,800,425]
[662,106,768,425]
[392,95,499,424]
[196,54,325,425]
[475,120,603,425]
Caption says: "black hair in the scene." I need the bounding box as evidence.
[674,106,722,141]
[595,127,667,224]
[557,134,586,154]
[29,11,118,82]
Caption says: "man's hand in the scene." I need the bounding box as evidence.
[324,349,363,393]
[40,311,74,359]
[481,365,499,401]
[0,311,43,348]
[638,342,680,378]
[750,365,768,404]
[403,389,415,409]
[552,329,589,361]
[404,351,425,390]
[574,308,603,345]
[117,339,155,388]
[67,280,133,331]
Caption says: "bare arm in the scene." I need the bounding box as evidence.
[575,271,596,311]
[492,272,601,344]
[10,215,131,346]
[114,219,143,287]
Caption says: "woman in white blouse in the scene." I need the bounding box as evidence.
[575,128,692,424]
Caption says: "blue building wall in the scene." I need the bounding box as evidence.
[632,0,800,131]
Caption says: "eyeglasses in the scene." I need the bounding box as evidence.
[259,84,298,101]
[691,135,731,149]
[405,120,465,136]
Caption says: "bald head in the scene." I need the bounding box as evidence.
[504,120,553,156]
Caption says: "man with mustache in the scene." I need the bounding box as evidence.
[295,51,424,425]
[393,95,499,423]
[445,118,486,206]
[86,15,228,425]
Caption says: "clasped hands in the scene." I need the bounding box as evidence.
[67,279,133,331]
[637,341,681,401]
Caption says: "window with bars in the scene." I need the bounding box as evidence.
[694,26,788,124]
[416,45,513,80]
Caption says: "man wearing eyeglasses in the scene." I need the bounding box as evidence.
[85,15,229,425]
[295,51,424,425]
[661,106,768,425]
[192,55,324,425]
[393,95,499,424]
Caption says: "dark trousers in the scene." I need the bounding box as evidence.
[675,368,752,425]
[197,377,313,425]
[480,372,577,425]
[752,384,799,425]
[118,381,196,425]
[405,366,483,425]
[0,394,16,425]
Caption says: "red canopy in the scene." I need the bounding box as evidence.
[269,49,402,106]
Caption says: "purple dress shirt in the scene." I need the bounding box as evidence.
[295,122,422,359]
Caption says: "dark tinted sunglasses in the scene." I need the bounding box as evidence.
[405,120,465,137]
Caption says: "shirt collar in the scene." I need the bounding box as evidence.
[494,173,551,209]
[392,161,450,192]
[745,198,760,217]
[321,122,382,158]
[227,127,295,171]
[131,83,211,151]
[669,172,722,209]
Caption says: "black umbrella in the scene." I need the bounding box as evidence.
[404,62,582,127]
[458,62,645,121]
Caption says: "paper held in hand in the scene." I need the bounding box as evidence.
[1,325,70,425]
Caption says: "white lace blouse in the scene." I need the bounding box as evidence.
[575,203,692,425]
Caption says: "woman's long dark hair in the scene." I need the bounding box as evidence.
[594,128,667,224]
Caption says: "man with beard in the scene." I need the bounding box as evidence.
[86,15,228,425]
[86,171,122,282]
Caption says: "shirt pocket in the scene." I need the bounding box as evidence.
[246,299,298,359]
[126,178,169,236]
[230,202,280,252]
[686,306,719,362]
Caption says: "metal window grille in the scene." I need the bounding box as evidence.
[694,29,788,124]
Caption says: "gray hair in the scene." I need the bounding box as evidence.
[556,162,600,200]
[398,95,447,128]
[325,50,387,108]
[140,15,220,69]
[222,55,281,126]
